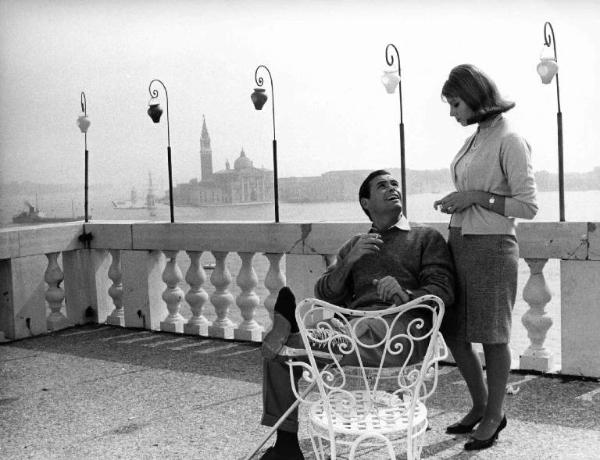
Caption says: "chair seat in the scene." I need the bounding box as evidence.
[309,390,428,436]
[279,345,341,360]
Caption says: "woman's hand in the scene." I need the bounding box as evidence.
[373,276,409,304]
[433,191,474,214]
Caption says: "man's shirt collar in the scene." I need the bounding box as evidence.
[395,214,411,231]
[369,214,411,233]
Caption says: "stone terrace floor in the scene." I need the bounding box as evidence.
[1,325,599,460]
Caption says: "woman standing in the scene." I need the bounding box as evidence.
[434,64,537,451]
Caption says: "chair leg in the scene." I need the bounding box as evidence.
[407,426,426,460]
[308,426,324,460]
[243,381,317,460]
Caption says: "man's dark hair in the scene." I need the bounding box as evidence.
[358,169,391,219]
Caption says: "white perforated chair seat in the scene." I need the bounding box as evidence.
[309,390,427,436]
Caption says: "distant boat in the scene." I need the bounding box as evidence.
[12,200,85,224]
[112,172,158,210]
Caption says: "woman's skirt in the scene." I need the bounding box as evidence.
[441,227,519,344]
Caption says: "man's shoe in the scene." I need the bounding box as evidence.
[259,446,305,460]
[261,313,291,360]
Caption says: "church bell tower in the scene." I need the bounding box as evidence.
[200,115,213,181]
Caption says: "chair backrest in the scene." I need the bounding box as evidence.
[290,295,447,408]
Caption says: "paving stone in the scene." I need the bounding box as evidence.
[0,325,598,460]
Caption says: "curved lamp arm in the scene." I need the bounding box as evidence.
[255,65,276,140]
[149,79,171,147]
[543,21,558,60]
[385,44,403,123]
[543,21,561,113]
[80,91,87,117]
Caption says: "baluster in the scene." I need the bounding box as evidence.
[160,250,185,333]
[45,252,72,331]
[235,252,263,341]
[183,251,211,336]
[208,251,236,339]
[264,253,286,324]
[520,258,554,371]
[106,249,125,326]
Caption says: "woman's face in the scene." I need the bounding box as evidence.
[447,96,475,126]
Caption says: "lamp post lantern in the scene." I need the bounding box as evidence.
[251,65,279,223]
[147,79,174,223]
[537,21,565,222]
[382,43,407,217]
[77,92,91,223]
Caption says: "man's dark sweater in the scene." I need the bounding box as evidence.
[314,223,455,310]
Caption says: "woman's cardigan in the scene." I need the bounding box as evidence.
[449,116,538,235]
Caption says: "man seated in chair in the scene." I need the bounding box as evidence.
[259,169,455,460]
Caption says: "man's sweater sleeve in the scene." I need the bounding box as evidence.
[314,236,359,306]
[410,229,455,308]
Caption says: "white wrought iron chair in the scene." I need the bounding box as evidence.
[287,295,447,460]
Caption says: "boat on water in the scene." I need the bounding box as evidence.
[112,172,158,211]
[12,201,85,224]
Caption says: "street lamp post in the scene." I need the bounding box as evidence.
[251,65,279,223]
[537,21,565,222]
[382,43,407,217]
[77,92,91,222]
[147,79,174,223]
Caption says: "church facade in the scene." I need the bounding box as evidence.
[173,117,274,206]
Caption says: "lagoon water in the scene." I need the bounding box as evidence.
[2,189,599,226]
[2,189,599,369]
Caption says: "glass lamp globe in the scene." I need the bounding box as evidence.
[537,57,559,84]
[381,70,400,94]
[147,97,163,123]
[251,88,268,110]
[77,114,91,133]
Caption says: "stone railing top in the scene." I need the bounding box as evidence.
[1,220,598,261]
[0,222,84,259]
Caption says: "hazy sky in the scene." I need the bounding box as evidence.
[1,0,599,195]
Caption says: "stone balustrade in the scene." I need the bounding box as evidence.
[1,221,599,377]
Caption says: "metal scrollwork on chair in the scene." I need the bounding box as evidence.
[287,295,447,460]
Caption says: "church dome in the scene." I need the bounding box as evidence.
[234,148,253,170]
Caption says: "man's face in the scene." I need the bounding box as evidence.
[362,174,402,218]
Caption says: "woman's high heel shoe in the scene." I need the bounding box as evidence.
[446,416,483,434]
[464,415,507,451]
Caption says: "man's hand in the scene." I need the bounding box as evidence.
[373,276,409,304]
[345,233,383,265]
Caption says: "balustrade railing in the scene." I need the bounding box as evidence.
[183,250,210,336]
[45,252,71,331]
[1,221,598,377]
[106,249,124,326]
[209,251,236,339]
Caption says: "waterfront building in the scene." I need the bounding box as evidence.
[174,117,274,206]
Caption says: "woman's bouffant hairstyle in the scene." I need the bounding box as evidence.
[441,64,515,125]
